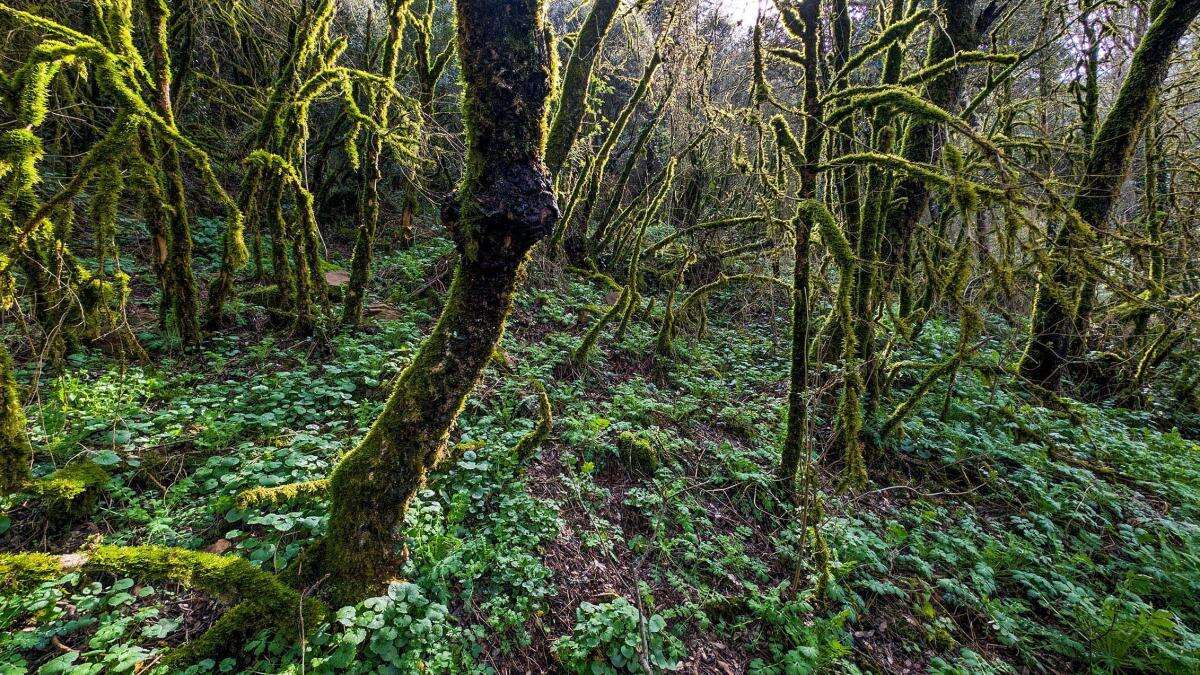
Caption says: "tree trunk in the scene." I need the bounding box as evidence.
[1020,0,1200,388]
[780,0,824,489]
[544,0,621,176]
[883,0,997,314]
[301,0,557,605]
[344,0,412,327]
[147,0,201,347]
[0,344,32,495]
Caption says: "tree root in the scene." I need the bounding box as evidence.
[22,460,111,525]
[0,545,325,668]
[513,378,552,467]
[233,479,330,510]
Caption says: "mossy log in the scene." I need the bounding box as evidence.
[0,545,324,668]
[233,478,330,510]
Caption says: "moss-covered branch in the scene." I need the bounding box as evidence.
[544,0,621,176]
[0,545,324,667]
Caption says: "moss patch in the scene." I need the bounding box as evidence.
[25,460,110,524]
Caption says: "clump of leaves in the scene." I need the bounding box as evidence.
[553,596,685,673]
[299,582,458,673]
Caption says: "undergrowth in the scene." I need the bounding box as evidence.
[2,239,1199,674]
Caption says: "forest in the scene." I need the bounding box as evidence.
[1,0,1199,671]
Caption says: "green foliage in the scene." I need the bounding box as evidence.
[553,596,685,673]
[746,588,852,674]
[0,571,190,673]
[289,582,461,673]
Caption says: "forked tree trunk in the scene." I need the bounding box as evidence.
[300,0,558,604]
[146,0,201,347]
[343,0,413,327]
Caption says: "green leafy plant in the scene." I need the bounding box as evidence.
[553,596,685,674]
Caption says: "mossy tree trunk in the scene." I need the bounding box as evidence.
[779,0,824,490]
[1020,0,1200,388]
[301,0,558,604]
[558,43,664,260]
[343,0,414,327]
[849,0,909,420]
[882,0,998,311]
[543,0,621,177]
[0,344,32,495]
[1068,4,1104,356]
[146,0,201,347]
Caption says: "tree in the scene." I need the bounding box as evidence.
[544,0,622,177]
[343,0,418,326]
[298,0,559,604]
[1020,0,1200,388]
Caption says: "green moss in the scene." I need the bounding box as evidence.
[801,199,852,272]
[26,460,110,523]
[0,551,60,589]
[513,379,552,465]
[616,430,660,475]
[233,479,330,510]
[0,345,32,495]
[0,545,326,667]
[771,115,804,170]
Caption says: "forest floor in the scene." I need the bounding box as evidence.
[3,222,1200,674]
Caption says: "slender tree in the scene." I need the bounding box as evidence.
[778,0,825,489]
[544,0,621,176]
[343,0,416,326]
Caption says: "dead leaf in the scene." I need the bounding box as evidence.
[205,539,232,554]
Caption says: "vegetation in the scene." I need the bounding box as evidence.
[2,0,1200,672]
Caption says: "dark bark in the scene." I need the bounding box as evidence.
[780,0,824,489]
[302,0,557,604]
[882,0,998,306]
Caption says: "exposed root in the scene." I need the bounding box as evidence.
[513,378,552,467]
[233,479,330,510]
[0,545,326,667]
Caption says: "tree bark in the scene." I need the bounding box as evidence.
[780,0,824,489]
[544,0,621,176]
[302,0,557,605]
[884,0,997,315]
